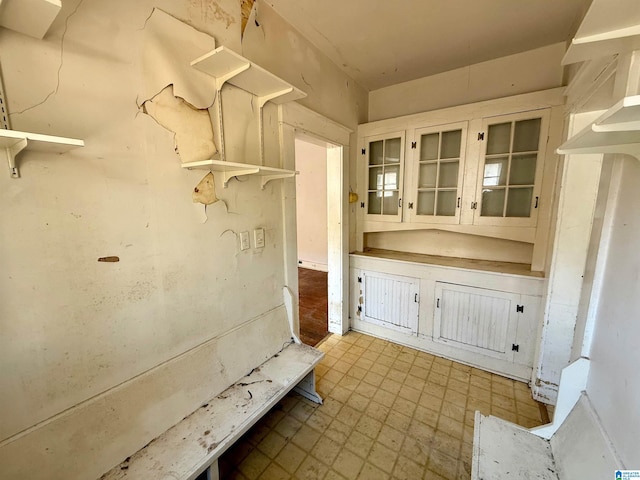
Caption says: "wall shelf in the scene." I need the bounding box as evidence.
[1,129,84,178]
[191,46,306,106]
[557,95,640,159]
[190,46,305,167]
[181,159,297,189]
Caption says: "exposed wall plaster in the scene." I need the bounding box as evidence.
[142,84,217,164]
[240,0,255,36]
[193,172,218,205]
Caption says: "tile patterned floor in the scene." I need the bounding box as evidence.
[218,332,547,480]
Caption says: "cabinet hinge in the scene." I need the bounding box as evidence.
[478,132,485,141]
[357,276,362,283]
[516,304,524,313]
[411,141,417,149]
[360,202,365,208]
[512,344,520,352]
[357,305,362,313]
[408,202,414,209]
[361,148,366,155]
[470,201,478,210]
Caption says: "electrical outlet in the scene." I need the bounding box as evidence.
[240,231,250,251]
[254,228,265,248]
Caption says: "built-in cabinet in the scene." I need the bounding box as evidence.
[350,253,544,381]
[361,107,551,229]
[357,89,565,265]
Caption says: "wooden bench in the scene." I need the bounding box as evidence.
[472,392,619,479]
[101,342,323,480]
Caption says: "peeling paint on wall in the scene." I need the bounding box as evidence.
[240,0,255,36]
[142,85,217,164]
[192,172,218,205]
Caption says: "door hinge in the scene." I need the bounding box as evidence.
[516,304,524,313]
[471,201,478,210]
[512,344,520,352]
[411,141,417,149]
[408,202,414,209]
[357,276,362,283]
[361,148,366,155]
[360,202,365,208]
[478,132,485,141]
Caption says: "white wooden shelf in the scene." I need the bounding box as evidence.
[557,95,640,159]
[182,159,297,189]
[562,0,640,65]
[190,46,305,167]
[0,0,61,39]
[191,46,306,105]
[1,129,84,178]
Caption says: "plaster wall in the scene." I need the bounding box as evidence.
[295,138,328,269]
[0,1,363,478]
[369,43,566,121]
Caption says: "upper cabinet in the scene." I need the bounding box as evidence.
[357,89,563,245]
[408,122,467,225]
[364,132,405,222]
[473,110,549,227]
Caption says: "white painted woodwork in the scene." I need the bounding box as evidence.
[360,271,419,334]
[434,283,518,362]
[472,394,620,479]
[102,343,323,480]
[406,121,468,226]
[181,158,296,189]
[0,0,61,39]
[280,102,353,336]
[357,89,563,271]
[191,46,305,105]
[0,128,83,178]
[350,252,543,381]
[533,111,604,404]
[562,0,640,66]
[558,95,640,159]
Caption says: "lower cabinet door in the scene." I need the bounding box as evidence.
[362,271,419,335]
[434,282,520,362]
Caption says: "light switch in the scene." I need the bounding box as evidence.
[254,228,265,248]
[240,231,250,251]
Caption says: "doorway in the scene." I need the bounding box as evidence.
[295,135,330,345]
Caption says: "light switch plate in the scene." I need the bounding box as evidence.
[240,231,250,251]
[254,228,265,248]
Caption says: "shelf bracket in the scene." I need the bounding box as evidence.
[5,138,27,178]
[221,168,260,188]
[261,172,296,190]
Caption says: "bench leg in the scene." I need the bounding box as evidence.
[206,460,219,480]
[293,370,323,404]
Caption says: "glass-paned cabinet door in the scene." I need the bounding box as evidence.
[474,109,550,227]
[408,122,467,224]
[363,132,405,222]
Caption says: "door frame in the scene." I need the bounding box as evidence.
[280,103,352,335]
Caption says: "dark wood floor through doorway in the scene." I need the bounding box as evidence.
[298,267,329,346]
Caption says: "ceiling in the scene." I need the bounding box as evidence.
[264,0,592,91]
